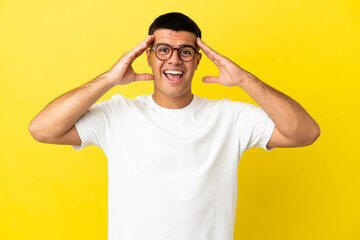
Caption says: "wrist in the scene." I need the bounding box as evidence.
[101,72,120,87]
[236,71,256,88]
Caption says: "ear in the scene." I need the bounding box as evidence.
[195,52,202,70]
[146,48,151,67]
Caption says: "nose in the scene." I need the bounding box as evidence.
[167,49,182,64]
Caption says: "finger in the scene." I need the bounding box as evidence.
[134,73,154,81]
[124,35,155,62]
[202,76,220,84]
[132,35,155,58]
[197,38,222,64]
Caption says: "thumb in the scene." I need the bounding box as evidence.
[134,73,154,81]
[202,76,220,84]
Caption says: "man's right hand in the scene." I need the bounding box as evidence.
[29,35,155,145]
[106,35,155,85]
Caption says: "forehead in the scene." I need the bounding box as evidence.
[153,29,197,47]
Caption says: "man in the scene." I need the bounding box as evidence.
[29,12,320,240]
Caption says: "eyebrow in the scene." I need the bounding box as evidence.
[155,42,196,49]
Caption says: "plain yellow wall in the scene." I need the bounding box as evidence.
[1,0,359,239]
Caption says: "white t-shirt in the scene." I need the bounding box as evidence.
[73,94,275,240]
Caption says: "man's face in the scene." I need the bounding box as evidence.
[146,29,201,107]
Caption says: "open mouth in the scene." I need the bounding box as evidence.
[163,70,184,83]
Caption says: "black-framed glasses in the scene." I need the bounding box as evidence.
[150,44,199,62]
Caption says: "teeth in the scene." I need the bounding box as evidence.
[164,70,183,74]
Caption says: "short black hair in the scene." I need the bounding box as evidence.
[148,12,201,39]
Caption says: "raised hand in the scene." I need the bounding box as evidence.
[30,35,156,145]
[197,38,321,148]
[197,38,252,87]
[107,35,155,85]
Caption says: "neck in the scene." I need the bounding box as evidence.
[152,92,193,109]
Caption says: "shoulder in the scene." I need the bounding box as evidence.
[195,95,229,106]
[91,94,148,110]
[196,96,268,120]
[195,95,251,110]
[220,98,264,114]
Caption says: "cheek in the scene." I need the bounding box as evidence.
[150,61,164,79]
[186,63,197,75]
[149,55,162,71]
[152,63,162,75]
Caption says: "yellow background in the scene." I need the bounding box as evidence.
[1,0,359,239]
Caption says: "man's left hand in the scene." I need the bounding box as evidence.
[197,37,320,148]
[197,37,251,87]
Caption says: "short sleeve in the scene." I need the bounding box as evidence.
[225,99,275,151]
[72,98,114,151]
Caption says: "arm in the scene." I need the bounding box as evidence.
[197,38,320,148]
[29,35,155,145]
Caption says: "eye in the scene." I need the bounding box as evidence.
[157,46,171,54]
[180,48,194,56]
